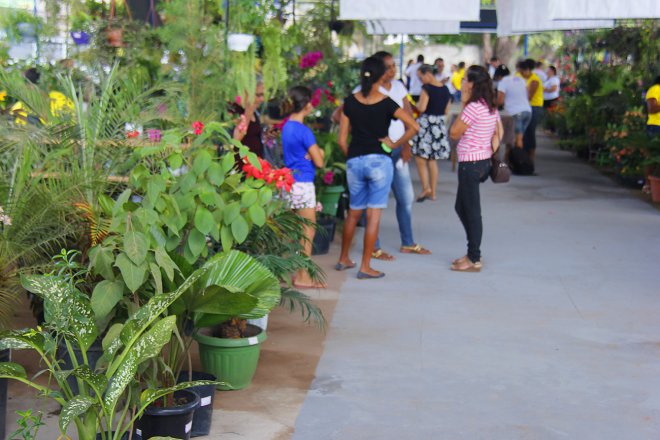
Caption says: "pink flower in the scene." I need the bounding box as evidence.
[300,51,323,69]
[235,95,242,106]
[315,202,323,212]
[311,88,322,108]
[147,129,162,142]
[192,121,204,135]
[323,170,334,185]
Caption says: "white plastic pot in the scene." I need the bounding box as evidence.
[227,33,254,52]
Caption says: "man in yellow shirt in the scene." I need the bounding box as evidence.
[517,59,544,163]
[647,76,660,135]
[643,76,660,193]
[451,62,465,102]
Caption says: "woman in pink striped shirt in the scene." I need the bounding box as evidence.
[449,65,503,272]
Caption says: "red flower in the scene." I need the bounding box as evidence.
[126,130,140,139]
[241,157,294,192]
[192,121,204,135]
[311,88,322,108]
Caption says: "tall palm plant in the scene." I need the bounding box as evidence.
[0,65,175,324]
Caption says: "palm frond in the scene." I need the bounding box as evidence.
[279,288,326,331]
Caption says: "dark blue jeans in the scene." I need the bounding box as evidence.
[455,159,491,263]
[523,106,544,152]
[648,124,660,137]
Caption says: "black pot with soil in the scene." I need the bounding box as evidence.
[176,371,217,437]
[135,389,200,440]
[312,216,337,255]
[0,349,9,440]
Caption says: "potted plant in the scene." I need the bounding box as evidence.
[0,251,223,440]
[643,136,660,202]
[70,11,94,45]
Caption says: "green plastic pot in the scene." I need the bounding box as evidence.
[194,326,267,390]
[318,185,345,216]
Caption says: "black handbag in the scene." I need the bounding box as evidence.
[490,120,510,183]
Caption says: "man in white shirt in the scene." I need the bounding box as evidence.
[350,51,431,259]
[495,65,532,149]
[405,54,424,102]
[534,61,548,83]
[434,57,450,85]
[488,56,500,78]
[543,65,561,108]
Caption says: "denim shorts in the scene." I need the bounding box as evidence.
[512,111,532,134]
[346,154,394,210]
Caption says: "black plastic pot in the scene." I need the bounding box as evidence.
[0,349,9,440]
[312,216,336,255]
[135,390,200,440]
[177,372,216,437]
[57,339,104,395]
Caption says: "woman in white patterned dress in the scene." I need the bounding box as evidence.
[411,65,452,202]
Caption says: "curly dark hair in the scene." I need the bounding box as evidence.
[465,65,497,113]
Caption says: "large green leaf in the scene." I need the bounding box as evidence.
[91,280,124,319]
[187,228,207,258]
[192,250,280,324]
[223,202,241,225]
[0,362,28,380]
[231,216,249,243]
[154,248,177,282]
[220,225,233,251]
[20,275,98,352]
[115,253,147,293]
[60,395,96,434]
[194,206,215,235]
[248,204,266,227]
[104,316,176,411]
[124,231,148,266]
[192,149,212,175]
[241,189,258,207]
[89,246,116,280]
[0,329,46,352]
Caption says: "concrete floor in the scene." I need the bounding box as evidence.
[292,136,660,439]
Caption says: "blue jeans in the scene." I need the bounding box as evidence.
[347,154,394,209]
[375,147,416,248]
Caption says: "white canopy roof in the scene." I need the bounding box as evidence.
[549,0,660,20]
[339,0,481,21]
[497,0,615,36]
[366,20,461,35]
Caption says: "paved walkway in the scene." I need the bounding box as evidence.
[292,136,660,439]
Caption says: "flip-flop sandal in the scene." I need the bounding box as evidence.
[357,271,385,279]
[452,255,483,265]
[334,261,356,271]
[450,261,482,273]
[371,249,395,261]
[400,244,432,255]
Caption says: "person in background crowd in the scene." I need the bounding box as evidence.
[231,81,266,157]
[534,60,548,83]
[434,57,450,86]
[405,59,414,88]
[518,59,544,164]
[495,65,531,150]
[280,86,326,289]
[643,75,660,194]
[446,64,458,96]
[336,56,419,279]
[405,54,425,102]
[543,65,561,109]
[488,56,500,78]
[412,64,452,202]
[449,65,503,273]
[451,62,466,102]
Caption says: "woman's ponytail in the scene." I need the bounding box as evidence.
[360,56,386,98]
[280,86,312,117]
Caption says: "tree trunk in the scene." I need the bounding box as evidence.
[482,33,493,65]
[496,36,522,67]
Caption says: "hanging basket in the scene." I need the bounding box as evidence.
[70,31,91,45]
[227,33,254,52]
[107,27,123,47]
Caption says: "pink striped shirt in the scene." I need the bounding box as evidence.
[457,100,500,162]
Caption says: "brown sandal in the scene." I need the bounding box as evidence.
[450,260,482,272]
[372,249,395,261]
[400,244,431,255]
